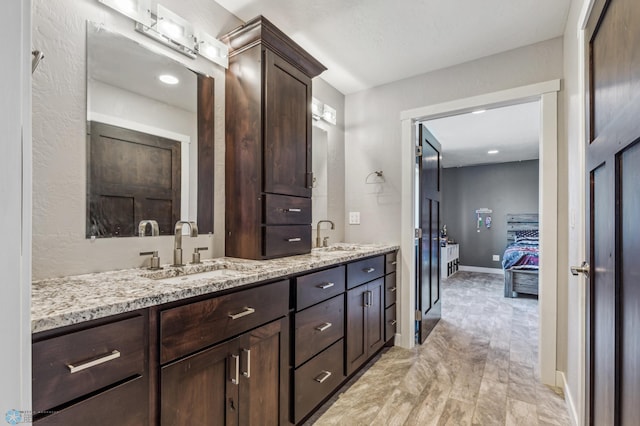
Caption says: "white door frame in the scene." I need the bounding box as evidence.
[397,79,561,386]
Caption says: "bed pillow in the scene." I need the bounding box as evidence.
[515,230,539,242]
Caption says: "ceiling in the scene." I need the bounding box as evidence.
[423,101,540,168]
[215,0,571,94]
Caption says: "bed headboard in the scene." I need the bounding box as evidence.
[506,213,539,243]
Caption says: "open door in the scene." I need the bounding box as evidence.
[580,0,640,424]
[416,124,442,344]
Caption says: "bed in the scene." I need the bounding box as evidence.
[503,213,539,298]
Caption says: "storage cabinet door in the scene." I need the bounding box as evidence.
[161,338,240,426]
[264,50,312,198]
[346,285,367,375]
[366,279,385,355]
[239,318,287,426]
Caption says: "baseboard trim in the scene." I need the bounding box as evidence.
[557,371,579,426]
[458,265,504,275]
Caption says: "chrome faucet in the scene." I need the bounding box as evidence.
[173,221,198,266]
[316,220,335,248]
[138,220,159,237]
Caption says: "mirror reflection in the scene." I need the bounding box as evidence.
[312,125,328,226]
[86,22,200,238]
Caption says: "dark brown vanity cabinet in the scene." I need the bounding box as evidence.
[384,252,398,343]
[222,16,326,260]
[159,280,290,425]
[32,313,148,425]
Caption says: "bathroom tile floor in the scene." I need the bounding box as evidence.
[305,271,572,426]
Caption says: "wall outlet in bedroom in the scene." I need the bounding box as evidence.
[492,254,500,261]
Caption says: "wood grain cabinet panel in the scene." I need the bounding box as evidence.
[264,193,311,225]
[346,256,384,289]
[295,266,346,310]
[385,272,397,308]
[346,278,384,375]
[385,252,397,274]
[32,315,145,413]
[294,295,344,367]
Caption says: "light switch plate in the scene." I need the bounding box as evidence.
[349,211,361,225]
[492,254,500,261]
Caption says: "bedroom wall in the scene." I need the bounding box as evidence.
[441,160,539,269]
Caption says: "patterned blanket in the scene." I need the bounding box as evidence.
[502,240,539,270]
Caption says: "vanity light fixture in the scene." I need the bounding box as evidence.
[97,0,229,67]
[98,0,152,27]
[488,150,499,154]
[311,98,323,121]
[322,104,337,125]
[158,74,179,85]
[195,31,229,69]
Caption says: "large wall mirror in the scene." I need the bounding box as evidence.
[312,125,328,226]
[86,22,214,238]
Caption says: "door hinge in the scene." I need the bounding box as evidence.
[415,228,423,239]
[415,310,422,321]
[415,145,423,157]
[306,172,314,188]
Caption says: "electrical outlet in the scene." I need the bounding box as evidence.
[349,211,361,225]
[492,254,500,261]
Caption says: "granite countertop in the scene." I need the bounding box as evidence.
[32,243,399,334]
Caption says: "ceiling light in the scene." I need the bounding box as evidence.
[159,74,179,85]
[488,150,499,154]
[472,109,486,114]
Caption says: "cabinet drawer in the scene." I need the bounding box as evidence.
[264,193,311,225]
[385,251,398,274]
[385,272,397,308]
[385,305,397,342]
[263,225,311,258]
[295,295,344,367]
[296,266,345,310]
[35,376,147,425]
[160,280,289,364]
[294,339,345,424]
[347,255,384,289]
[32,315,144,413]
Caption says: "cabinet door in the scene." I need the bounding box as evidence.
[346,284,367,375]
[239,318,288,426]
[264,50,312,198]
[161,338,240,426]
[366,279,385,355]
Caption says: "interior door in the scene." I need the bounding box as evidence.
[585,0,640,424]
[417,124,442,344]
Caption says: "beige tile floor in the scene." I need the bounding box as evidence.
[306,272,572,426]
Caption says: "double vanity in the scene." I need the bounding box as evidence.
[32,244,398,425]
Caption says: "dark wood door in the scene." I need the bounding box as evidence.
[586,0,640,424]
[239,318,288,426]
[161,337,240,426]
[346,284,367,375]
[87,121,181,238]
[264,49,312,198]
[417,125,442,344]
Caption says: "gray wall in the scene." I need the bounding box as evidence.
[441,160,539,268]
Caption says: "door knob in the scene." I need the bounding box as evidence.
[570,261,590,278]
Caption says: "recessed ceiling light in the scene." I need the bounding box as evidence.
[472,109,486,114]
[158,74,179,85]
[488,150,499,154]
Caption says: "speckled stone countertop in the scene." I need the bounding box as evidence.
[32,243,399,334]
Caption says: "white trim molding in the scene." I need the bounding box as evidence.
[458,265,504,275]
[398,80,560,388]
[558,371,580,426]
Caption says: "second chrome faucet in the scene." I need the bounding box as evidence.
[173,221,198,266]
[316,220,335,248]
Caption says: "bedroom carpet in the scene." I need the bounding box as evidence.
[305,271,571,426]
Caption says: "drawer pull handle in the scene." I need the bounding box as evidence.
[315,322,332,332]
[288,237,302,242]
[242,348,251,378]
[390,287,397,292]
[67,350,120,374]
[285,208,302,212]
[364,267,375,273]
[390,320,397,326]
[317,282,335,289]
[230,354,240,385]
[314,370,332,383]
[390,261,397,265]
[229,307,256,320]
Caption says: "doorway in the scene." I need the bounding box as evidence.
[398,80,561,385]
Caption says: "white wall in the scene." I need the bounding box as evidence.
[344,37,564,245]
[31,0,242,279]
[563,0,590,423]
[0,0,32,415]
